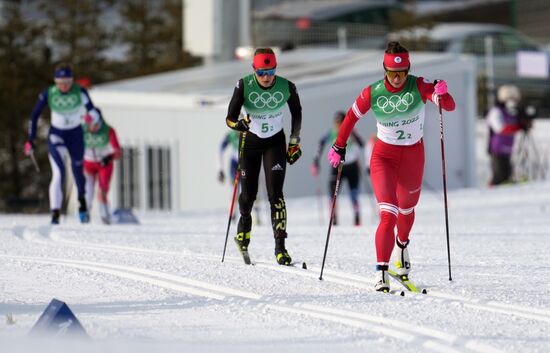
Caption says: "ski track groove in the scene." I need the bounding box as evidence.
[2,252,498,353]
[6,225,534,352]
[29,226,550,325]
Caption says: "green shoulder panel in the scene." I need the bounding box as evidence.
[242,74,290,115]
[48,83,82,113]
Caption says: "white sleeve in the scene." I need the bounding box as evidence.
[487,107,504,134]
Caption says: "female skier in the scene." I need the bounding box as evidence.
[82,111,121,224]
[225,48,302,265]
[327,42,456,291]
[25,63,101,224]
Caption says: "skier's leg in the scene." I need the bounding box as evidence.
[394,142,424,276]
[98,162,114,224]
[237,140,262,247]
[47,132,67,223]
[370,141,400,266]
[65,127,88,222]
[396,142,424,245]
[84,161,98,212]
[262,133,291,265]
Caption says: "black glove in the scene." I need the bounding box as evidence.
[286,143,302,165]
[101,154,114,167]
[232,114,251,132]
[218,170,225,183]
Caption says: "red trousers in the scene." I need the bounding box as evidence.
[370,139,424,264]
[84,161,113,194]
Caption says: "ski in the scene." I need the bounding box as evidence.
[378,288,406,296]
[233,238,252,265]
[387,269,427,294]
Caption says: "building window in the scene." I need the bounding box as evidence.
[146,146,172,210]
[117,146,140,209]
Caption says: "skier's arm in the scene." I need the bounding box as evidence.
[487,107,520,135]
[416,77,455,111]
[108,128,122,159]
[334,86,371,148]
[28,89,49,141]
[225,79,249,131]
[81,87,101,123]
[287,81,302,142]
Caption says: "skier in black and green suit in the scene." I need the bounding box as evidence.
[225,48,302,265]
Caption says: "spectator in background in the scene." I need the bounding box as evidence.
[311,111,364,226]
[487,85,532,185]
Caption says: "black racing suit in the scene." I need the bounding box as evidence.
[226,77,302,239]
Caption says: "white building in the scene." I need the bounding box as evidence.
[86,48,477,214]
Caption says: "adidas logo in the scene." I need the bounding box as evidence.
[272,164,284,171]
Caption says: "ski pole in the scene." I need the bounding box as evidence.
[222,131,246,262]
[438,102,452,281]
[221,169,240,262]
[29,151,40,172]
[319,161,344,280]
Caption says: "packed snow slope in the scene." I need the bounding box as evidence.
[1,182,550,353]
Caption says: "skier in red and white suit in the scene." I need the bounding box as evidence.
[83,113,121,224]
[327,41,456,292]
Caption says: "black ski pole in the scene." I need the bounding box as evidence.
[319,161,344,280]
[438,102,452,281]
[222,131,246,262]
[221,168,240,262]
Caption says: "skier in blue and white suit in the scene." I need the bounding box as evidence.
[24,63,100,224]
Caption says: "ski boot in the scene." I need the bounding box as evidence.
[274,237,292,266]
[78,195,90,224]
[234,231,251,264]
[51,209,60,225]
[374,264,390,292]
[234,231,250,252]
[395,238,411,276]
[354,212,361,226]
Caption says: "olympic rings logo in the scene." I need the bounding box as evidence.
[52,95,78,108]
[248,91,284,109]
[376,93,414,114]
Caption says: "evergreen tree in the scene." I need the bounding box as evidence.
[0,3,51,211]
[38,0,116,84]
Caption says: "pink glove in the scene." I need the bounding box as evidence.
[434,80,448,96]
[310,164,319,177]
[327,144,345,168]
[24,141,34,156]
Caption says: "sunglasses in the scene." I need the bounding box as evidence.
[385,70,408,80]
[54,78,74,85]
[255,68,276,77]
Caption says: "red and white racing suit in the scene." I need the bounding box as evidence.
[335,75,455,265]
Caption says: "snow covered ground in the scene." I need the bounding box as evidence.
[1,179,550,352]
